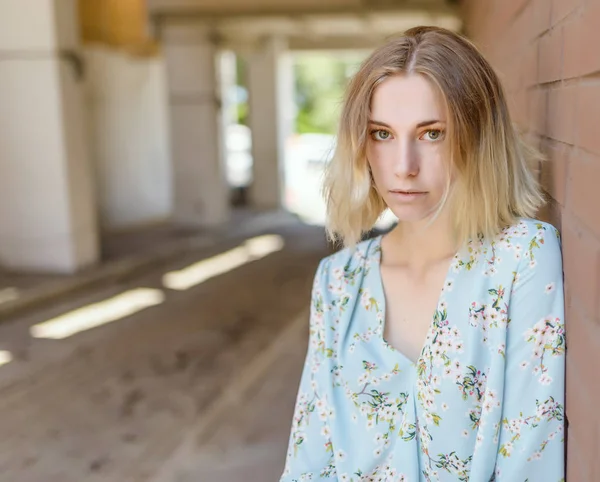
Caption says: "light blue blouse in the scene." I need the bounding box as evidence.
[281,218,565,482]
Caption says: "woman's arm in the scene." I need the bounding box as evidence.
[280,259,336,481]
[495,224,566,481]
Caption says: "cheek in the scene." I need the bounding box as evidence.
[421,147,449,185]
[366,141,377,162]
[366,143,390,172]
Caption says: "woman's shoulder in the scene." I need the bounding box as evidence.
[497,217,562,258]
[504,217,560,239]
[314,235,381,286]
[481,217,561,257]
[481,217,562,276]
[453,217,561,278]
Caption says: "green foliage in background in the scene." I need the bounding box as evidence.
[235,55,249,125]
[236,103,248,126]
[294,53,365,134]
[232,52,365,133]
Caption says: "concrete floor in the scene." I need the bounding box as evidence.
[153,309,308,482]
[0,222,328,481]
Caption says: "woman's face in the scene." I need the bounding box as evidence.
[367,73,451,223]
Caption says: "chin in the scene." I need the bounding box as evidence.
[387,205,435,223]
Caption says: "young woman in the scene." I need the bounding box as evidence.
[281,26,565,482]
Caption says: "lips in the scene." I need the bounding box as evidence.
[389,190,427,194]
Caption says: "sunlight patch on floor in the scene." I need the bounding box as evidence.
[163,234,284,291]
[30,288,165,340]
[28,235,285,340]
[0,288,19,305]
[0,351,12,367]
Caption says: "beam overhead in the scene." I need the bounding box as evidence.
[148,0,457,20]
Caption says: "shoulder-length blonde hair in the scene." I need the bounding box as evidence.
[323,26,544,249]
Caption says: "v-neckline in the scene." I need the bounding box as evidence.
[371,234,459,367]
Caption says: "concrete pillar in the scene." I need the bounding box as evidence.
[0,0,99,273]
[84,47,173,231]
[163,23,229,227]
[246,36,294,210]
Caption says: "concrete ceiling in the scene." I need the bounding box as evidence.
[220,13,461,50]
[147,0,458,17]
[149,0,461,50]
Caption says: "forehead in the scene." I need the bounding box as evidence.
[370,74,446,124]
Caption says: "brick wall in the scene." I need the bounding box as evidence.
[461,1,600,480]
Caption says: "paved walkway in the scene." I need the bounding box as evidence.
[153,310,308,482]
[0,208,298,322]
[0,222,325,481]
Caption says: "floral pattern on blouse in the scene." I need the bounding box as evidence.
[281,218,565,482]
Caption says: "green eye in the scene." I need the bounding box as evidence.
[372,129,391,141]
[424,129,444,141]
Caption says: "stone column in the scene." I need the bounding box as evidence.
[0,0,99,273]
[163,23,230,227]
[246,36,294,210]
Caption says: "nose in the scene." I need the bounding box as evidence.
[393,139,419,178]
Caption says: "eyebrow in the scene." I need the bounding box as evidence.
[368,119,446,128]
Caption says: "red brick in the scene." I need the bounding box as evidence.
[524,131,543,152]
[459,1,478,29]
[467,10,492,53]
[561,217,600,318]
[496,60,516,94]
[537,196,563,229]
[504,0,531,25]
[528,86,548,135]
[578,84,600,156]
[562,14,582,79]
[509,88,528,126]
[506,1,535,63]
[568,151,600,242]
[579,1,600,76]
[547,85,577,145]
[565,305,600,400]
[552,0,582,25]
[539,28,563,83]
[561,2,600,78]
[470,1,504,45]
[541,139,570,205]
[532,0,553,38]
[567,435,593,482]
[521,43,539,88]
[490,0,530,36]
[565,366,599,482]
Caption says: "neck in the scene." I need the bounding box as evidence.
[382,211,457,270]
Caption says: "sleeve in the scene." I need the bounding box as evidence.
[280,259,336,482]
[494,224,566,482]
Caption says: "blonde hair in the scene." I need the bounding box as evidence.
[323,26,544,249]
